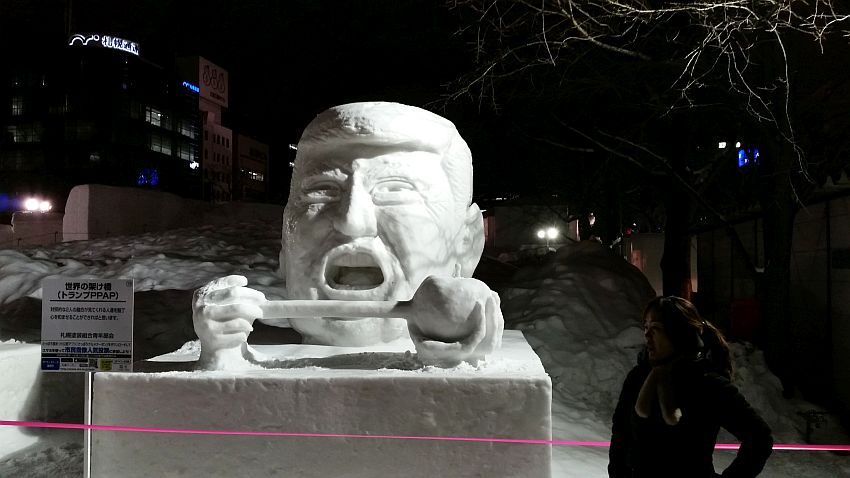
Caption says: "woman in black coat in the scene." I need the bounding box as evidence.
[608,296,773,478]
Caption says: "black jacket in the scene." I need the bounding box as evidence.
[608,355,773,478]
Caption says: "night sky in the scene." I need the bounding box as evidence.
[1,0,520,198]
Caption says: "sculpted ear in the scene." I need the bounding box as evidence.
[457,203,485,277]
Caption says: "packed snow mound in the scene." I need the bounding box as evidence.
[503,241,655,335]
[0,221,283,308]
[0,221,285,356]
[499,241,655,443]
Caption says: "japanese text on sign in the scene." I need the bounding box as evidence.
[41,278,134,372]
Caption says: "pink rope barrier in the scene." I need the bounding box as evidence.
[2,420,849,451]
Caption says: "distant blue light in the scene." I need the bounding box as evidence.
[137,168,159,186]
[0,194,10,212]
[737,147,760,168]
[182,81,200,93]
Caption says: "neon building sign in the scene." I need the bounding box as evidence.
[182,81,200,93]
[737,147,760,168]
[68,34,140,56]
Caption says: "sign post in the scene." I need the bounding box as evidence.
[41,278,134,478]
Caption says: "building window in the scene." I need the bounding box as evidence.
[64,121,95,140]
[149,133,172,155]
[242,168,265,182]
[145,106,162,126]
[11,96,24,116]
[160,112,172,130]
[225,138,230,148]
[51,95,71,114]
[6,123,43,143]
[179,120,197,139]
[204,130,208,141]
[178,142,196,161]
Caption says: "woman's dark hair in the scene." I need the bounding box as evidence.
[644,296,733,377]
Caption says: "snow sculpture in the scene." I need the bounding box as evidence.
[193,102,503,369]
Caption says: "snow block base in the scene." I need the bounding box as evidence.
[0,344,83,458]
[91,330,552,478]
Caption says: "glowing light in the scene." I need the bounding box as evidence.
[718,142,727,149]
[24,198,40,211]
[189,160,199,170]
[182,81,200,93]
[137,168,160,186]
[546,227,559,240]
[68,33,139,56]
[735,141,741,148]
[536,230,546,239]
[737,148,760,168]
[21,196,52,213]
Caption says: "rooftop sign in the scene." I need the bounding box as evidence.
[182,81,200,93]
[68,34,140,56]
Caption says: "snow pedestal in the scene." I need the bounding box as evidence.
[91,330,552,478]
[0,344,42,457]
[0,344,83,458]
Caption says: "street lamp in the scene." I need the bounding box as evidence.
[536,227,559,250]
[23,197,52,213]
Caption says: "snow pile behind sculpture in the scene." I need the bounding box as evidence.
[498,242,655,442]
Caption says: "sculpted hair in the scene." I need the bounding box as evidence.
[291,102,473,214]
[644,296,733,377]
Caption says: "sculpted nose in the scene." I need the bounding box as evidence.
[333,185,377,237]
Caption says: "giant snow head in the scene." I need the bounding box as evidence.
[279,102,485,346]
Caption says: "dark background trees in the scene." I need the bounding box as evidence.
[445,0,850,398]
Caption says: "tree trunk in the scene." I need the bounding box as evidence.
[760,140,798,397]
[660,185,693,299]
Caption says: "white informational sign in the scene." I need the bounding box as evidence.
[198,56,228,108]
[41,278,134,372]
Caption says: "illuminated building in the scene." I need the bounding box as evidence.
[0,34,202,212]
[177,57,233,203]
[233,134,269,202]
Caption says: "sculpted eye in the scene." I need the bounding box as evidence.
[371,180,418,205]
[303,181,342,203]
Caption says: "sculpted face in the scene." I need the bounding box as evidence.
[279,103,484,346]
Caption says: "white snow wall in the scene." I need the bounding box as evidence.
[62,184,283,241]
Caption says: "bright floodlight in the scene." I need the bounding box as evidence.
[39,201,52,212]
[24,198,39,211]
[735,141,742,148]
[546,227,559,240]
[536,229,546,239]
[718,142,727,149]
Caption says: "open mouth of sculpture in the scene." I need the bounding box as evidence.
[325,252,386,290]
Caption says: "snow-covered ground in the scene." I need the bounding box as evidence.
[1,220,848,477]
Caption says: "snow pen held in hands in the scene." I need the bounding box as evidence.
[257,275,496,341]
[2,420,850,452]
